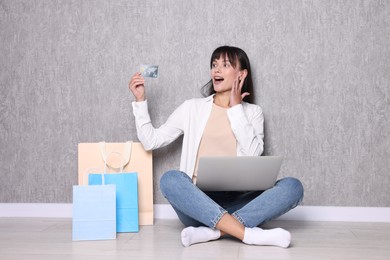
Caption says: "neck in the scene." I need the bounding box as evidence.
[213,92,230,108]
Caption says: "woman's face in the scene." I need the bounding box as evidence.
[211,55,242,94]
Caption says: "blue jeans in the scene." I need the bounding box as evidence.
[160,170,304,228]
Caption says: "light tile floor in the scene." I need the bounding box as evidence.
[0,218,390,259]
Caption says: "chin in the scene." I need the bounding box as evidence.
[213,84,229,93]
[213,86,223,93]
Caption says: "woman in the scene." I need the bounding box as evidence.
[129,46,303,248]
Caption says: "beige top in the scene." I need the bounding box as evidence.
[193,103,237,183]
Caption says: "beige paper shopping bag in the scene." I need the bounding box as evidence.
[78,142,153,225]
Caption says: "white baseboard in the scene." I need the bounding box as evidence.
[154,204,390,222]
[0,203,73,218]
[1,203,390,222]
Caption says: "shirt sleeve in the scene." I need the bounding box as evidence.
[226,104,264,156]
[132,100,186,151]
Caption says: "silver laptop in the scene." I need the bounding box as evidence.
[196,156,282,191]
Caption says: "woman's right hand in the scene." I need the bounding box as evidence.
[128,72,146,102]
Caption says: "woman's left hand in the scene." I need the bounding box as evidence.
[229,74,250,107]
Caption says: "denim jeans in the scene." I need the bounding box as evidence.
[160,170,304,228]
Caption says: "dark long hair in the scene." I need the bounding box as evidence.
[201,46,254,103]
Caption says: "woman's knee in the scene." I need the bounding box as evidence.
[278,177,304,201]
[160,170,189,197]
[160,170,179,193]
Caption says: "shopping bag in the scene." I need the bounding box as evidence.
[89,159,139,233]
[78,142,153,225]
[72,173,116,241]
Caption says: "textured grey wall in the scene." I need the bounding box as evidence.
[1,0,389,206]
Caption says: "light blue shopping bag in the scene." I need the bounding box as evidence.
[72,173,116,241]
[89,172,139,233]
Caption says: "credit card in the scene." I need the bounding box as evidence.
[140,65,158,78]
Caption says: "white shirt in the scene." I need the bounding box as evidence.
[132,95,264,179]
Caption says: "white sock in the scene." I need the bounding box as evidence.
[242,227,291,248]
[181,226,221,247]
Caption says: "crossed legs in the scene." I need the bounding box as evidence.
[160,170,303,247]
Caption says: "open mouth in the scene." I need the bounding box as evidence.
[214,77,224,84]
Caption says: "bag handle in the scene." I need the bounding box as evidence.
[103,151,125,174]
[83,168,107,185]
[83,151,123,185]
[99,141,132,170]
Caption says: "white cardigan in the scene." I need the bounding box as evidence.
[132,95,264,179]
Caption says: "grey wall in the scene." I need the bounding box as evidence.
[1,0,389,206]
